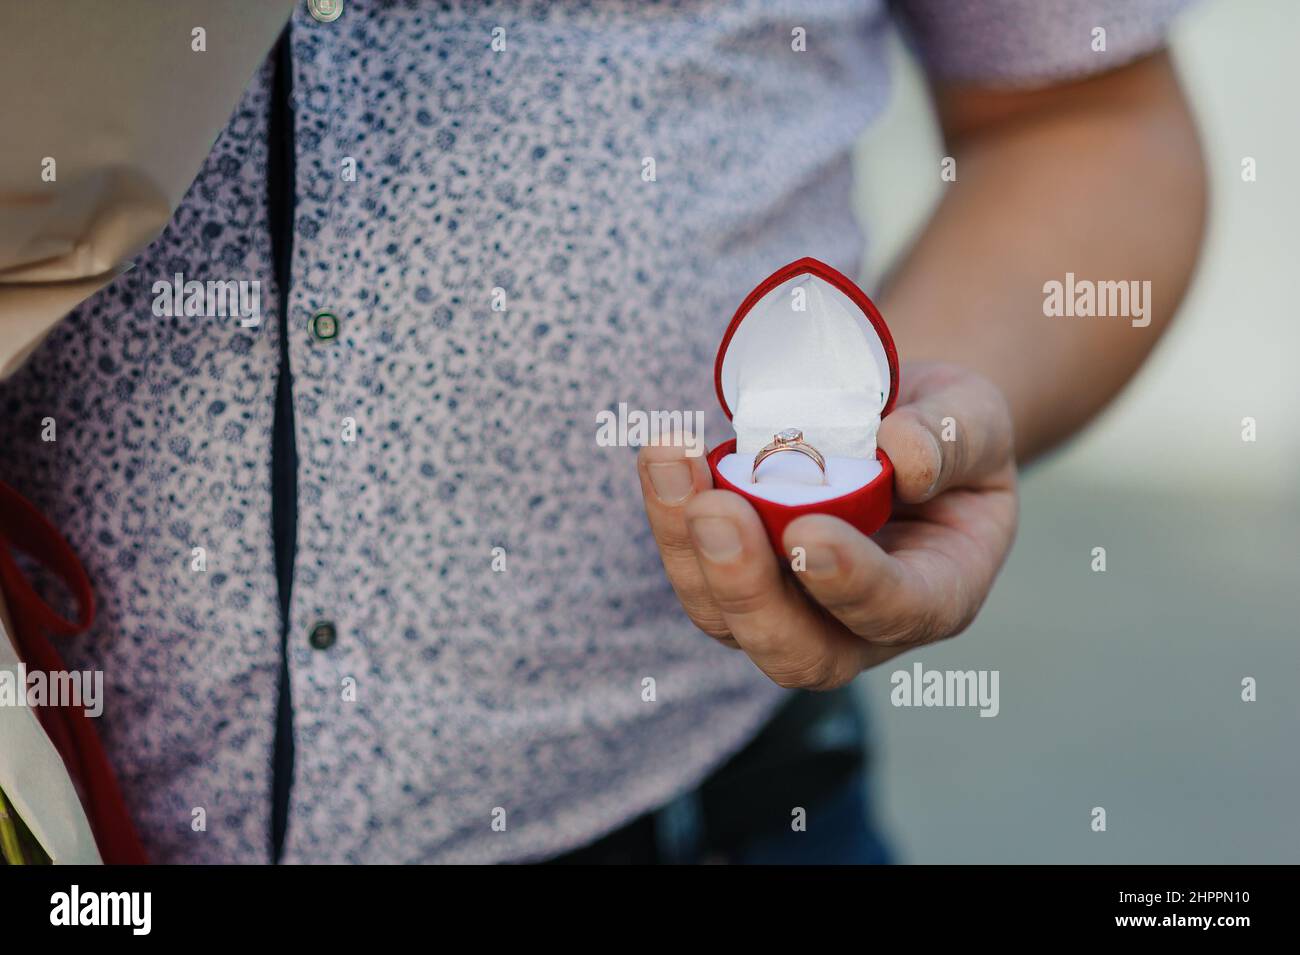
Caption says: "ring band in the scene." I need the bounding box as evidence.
[751,429,828,485]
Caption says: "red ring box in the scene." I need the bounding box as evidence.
[707,257,899,553]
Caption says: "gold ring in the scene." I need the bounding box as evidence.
[751,429,828,484]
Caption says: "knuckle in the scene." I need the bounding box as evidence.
[862,601,956,648]
[827,602,882,639]
[688,612,733,642]
[766,652,840,691]
[820,571,903,635]
[860,627,918,649]
[942,597,983,641]
[655,526,696,557]
[671,588,730,640]
[855,603,934,647]
[709,584,772,618]
[818,582,887,630]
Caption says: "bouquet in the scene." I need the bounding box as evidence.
[0,787,50,864]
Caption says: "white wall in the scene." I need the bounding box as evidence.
[854,0,1300,501]
[851,0,1300,865]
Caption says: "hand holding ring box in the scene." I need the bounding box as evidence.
[707,257,899,553]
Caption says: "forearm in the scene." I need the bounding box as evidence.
[879,53,1207,462]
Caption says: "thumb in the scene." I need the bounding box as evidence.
[877,367,1013,504]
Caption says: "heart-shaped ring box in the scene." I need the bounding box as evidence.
[707,258,899,553]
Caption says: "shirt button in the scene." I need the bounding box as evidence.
[309,309,340,343]
[307,0,343,23]
[308,621,337,650]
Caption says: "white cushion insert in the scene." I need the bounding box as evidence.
[733,389,879,460]
[720,273,887,459]
[717,451,883,506]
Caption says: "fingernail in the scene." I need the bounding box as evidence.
[647,461,694,504]
[922,430,944,498]
[801,544,841,579]
[689,516,743,563]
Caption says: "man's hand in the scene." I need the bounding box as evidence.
[637,362,1017,690]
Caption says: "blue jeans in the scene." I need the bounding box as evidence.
[548,686,893,865]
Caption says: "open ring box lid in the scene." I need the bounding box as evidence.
[707,257,900,552]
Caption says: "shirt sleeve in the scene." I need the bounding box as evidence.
[893,0,1197,88]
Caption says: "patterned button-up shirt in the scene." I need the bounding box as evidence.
[0,0,1186,862]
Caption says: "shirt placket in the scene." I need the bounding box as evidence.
[280,0,363,860]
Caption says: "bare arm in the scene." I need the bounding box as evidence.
[882,51,1207,462]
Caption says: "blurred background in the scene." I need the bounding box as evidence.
[852,0,1300,862]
